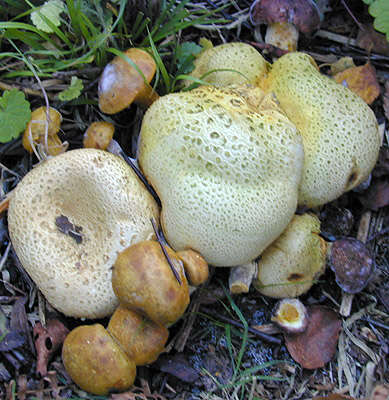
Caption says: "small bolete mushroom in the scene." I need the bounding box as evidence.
[176,249,209,286]
[250,0,322,51]
[8,149,159,318]
[112,240,190,326]
[98,48,158,114]
[83,121,115,150]
[262,52,381,207]
[62,324,136,396]
[254,213,327,298]
[186,42,269,87]
[22,106,67,157]
[138,85,304,266]
[107,305,169,366]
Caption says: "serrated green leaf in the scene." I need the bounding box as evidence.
[362,0,375,4]
[176,42,203,74]
[58,77,84,101]
[0,90,31,143]
[31,0,65,33]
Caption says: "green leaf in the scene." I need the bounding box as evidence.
[58,76,84,101]
[366,0,389,40]
[31,0,66,33]
[0,90,31,143]
[175,42,203,74]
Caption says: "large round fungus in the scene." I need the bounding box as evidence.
[187,42,269,87]
[262,52,381,208]
[138,86,304,266]
[8,149,159,318]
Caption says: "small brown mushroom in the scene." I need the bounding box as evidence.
[83,121,115,150]
[107,305,168,366]
[112,240,190,326]
[250,0,322,51]
[176,249,209,286]
[62,324,136,396]
[22,106,67,157]
[98,48,159,114]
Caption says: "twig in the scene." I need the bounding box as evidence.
[151,217,182,285]
[0,81,56,100]
[341,0,364,31]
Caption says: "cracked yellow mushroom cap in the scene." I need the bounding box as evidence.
[187,42,269,87]
[138,85,304,266]
[254,213,327,298]
[262,52,381,208]
[8,149,159,318]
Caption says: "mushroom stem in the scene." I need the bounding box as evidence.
[229,262,257,294]
[265,22,299,51]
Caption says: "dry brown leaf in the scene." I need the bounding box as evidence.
[356,24,389,56]
[34,319,69,377]
[284,306,342,369]
[334,63,380,104]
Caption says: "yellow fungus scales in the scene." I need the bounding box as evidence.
[262,52,381,208]
[138,85,304,266]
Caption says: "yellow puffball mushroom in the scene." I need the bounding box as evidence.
[262,52,381,208]
[138,85,304,266]
[186,42,269,87]
[254,213,327,298]
[8,149,159,318]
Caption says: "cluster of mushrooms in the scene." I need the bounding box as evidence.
[6,42,381,395]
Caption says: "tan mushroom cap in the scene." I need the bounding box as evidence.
[187,42,269,87]
[8,149,159,318]
[254,213,327,298]
[138,85,304,266]
[262,52,381,208]
[98,48,158,114]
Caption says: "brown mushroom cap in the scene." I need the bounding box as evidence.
[107,305,169,366]
[112,240,190,326]
[98,48,158,114]
[176,249,209,286]
[62,324,136,395]
[22,106,65,156]
[250,0,322,34]
[8,149,159,318]
[83,121,115,150]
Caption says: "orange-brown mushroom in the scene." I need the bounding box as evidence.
[112,240,190,326]
[83,121,115,150]
[176,249,209,286]
[98,48,159,114]
[107,305,169,366]
[22,106,67,157]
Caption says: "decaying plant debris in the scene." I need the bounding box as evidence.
[0,0,389,399]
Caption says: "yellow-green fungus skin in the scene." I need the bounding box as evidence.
[263,52,381,208]
[138,85,304,267]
